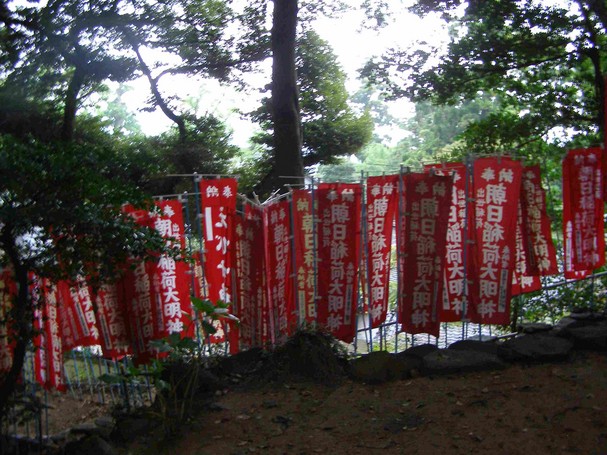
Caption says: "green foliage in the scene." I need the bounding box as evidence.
[0,134,169,284]
[361,0,606,177]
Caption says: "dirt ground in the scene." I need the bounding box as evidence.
[114,350,607,455]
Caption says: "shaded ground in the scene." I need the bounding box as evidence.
[125,350,607,455]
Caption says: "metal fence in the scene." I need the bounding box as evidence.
[4,171,607,448]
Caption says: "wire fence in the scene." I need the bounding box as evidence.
[4,168,607,448]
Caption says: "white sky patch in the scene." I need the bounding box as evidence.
[126,6,449,147]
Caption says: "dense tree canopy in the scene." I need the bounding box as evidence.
[362,0,607,156]
[0,0,268,141]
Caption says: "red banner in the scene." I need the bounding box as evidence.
[94,283,131,359]
[512,202,542,296]
[316,183,361,342]
[366,175,398,328]
[230,213,245,350]
[399,173,452,336]
[520,165,559,276]
[264,200,296,340]
[291,189,316,325]
[199,178,238,303]
[245,203,268,346]
[152,200,194,338]
[57,277,99,351]
[0,269,16,374]
[425,163,472,322]
[33,278,66,392]
[118,206,159,362]
[563,148,605,278]
[469,157,522,325]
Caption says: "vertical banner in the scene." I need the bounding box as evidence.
[399,173,452,337]
[0,269,16,374]
[316,183,361,343]
[425,163,472,322]
[520,165,559,276]
[245,204,268,346]
[511,202,542,296]
[199,178,238,344]
[152,200,194,338]
[469,157,522,325]
[291,189,316,325]
[94,283,131,359]
[365,175,398,328]
[264,199,296,340]
[33,278,66,392]
[233,216,246,348]
[199,178,238,303]
[563,147,605,278]
[57,277,99,351]
[119,206,159,362]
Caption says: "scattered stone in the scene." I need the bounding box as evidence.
[272,415,292,429]
[262,400,278,409]
[498,334,573,362]
[206,401,230,412]
[421,349,506,376]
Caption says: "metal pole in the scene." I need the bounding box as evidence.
[310,177,319,328]
[361,171,373,352]
[461,155,473,340]
[287,188,302,328]
[395,165,406,352]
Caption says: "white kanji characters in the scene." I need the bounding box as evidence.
[206,185,219,198]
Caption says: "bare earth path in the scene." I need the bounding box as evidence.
[124,351,607,455]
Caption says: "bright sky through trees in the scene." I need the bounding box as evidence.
[121,4,450,147]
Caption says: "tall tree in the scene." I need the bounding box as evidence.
[271,0,304,189]
[249,29,373,194]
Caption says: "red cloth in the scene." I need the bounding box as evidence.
[468,157,522,325]
[316,183,362,343]
[398,172,452,337]
[366,175,399,328]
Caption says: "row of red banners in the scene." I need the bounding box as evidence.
[1,153,604,391]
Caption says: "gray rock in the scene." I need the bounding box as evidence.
[448,339,500,356]
[63,435,117,455]
[569,311,605,321]
[349,351,393,384]
[349,350,421,383]
[564,324,607,350]
[70,422,99,435]
[466,334,498,342]
[519,322,553,334]
[421,349,506,376]
[498,334,573,362]
[401,343,439,359]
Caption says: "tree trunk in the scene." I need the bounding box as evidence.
[271,0,304,190]
[0,228,32,420]
[61,66,84,141]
